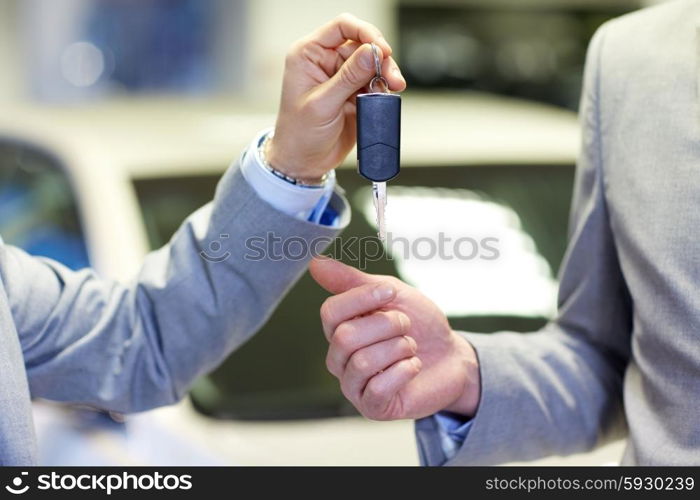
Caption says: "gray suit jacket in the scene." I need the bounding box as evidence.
[417,0,700,465]
[0,162,346,465]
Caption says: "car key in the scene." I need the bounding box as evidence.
[357,43,401,241]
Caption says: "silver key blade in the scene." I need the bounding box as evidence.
[372,181,387,241]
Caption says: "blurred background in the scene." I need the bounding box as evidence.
[0,0,666,465]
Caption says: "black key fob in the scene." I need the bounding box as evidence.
[357,92,401,182]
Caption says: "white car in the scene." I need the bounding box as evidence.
[0,92,624,465]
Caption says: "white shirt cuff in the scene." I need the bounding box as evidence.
[240,128,336,223]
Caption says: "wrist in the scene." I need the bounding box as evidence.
[443,332,481,417]
[265,135,327,186]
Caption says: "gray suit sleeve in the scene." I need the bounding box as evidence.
[0,161,347,413]
[417,22,633,465]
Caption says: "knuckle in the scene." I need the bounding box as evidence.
[299,43,314,60]
[340,382,359,408]
[325,351,338,376]
[339,383,353,402]
[284,50,295,66]
[349,351,371,374]
[336,12,356,24]
[285,42,302,63]
[300,43,324,66]
[364,381,388,405]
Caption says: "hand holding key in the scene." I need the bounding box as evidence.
[266,14,406,184]
[357,43,401,240]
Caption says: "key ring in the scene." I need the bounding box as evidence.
[369,42,389,93]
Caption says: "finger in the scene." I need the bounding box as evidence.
[312,13,391,56]
[326,311,412,374]
[314,43,378,109]
[341,336,418,400]
[362,357,422,420]
[310,256,379,294]
[335,40,361,62]
[335,44,404,91]
[382,56,407,92]
[298,40,361,80]
[320,281,397,340]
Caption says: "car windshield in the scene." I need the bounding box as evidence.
[133,164,574,420]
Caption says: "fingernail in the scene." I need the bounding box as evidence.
[411,357,422,370]
[398,313,410,332]
[404,335,417,352]
[361,45,375,71]
[373,283,395,302]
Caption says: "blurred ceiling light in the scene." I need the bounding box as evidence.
[443,31,482,80]
[357,186,558,318]
[405,28,484,85]
[60,41,105,88]
[495,40,557,83]
[404,33,451,84]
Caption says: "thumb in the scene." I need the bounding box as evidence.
[317,43,378,109]
[309,256,379,294]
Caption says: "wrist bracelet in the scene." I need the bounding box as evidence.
[258,133,328,188]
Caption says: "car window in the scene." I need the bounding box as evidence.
[133,165,574,421]
[0,141,90,270]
